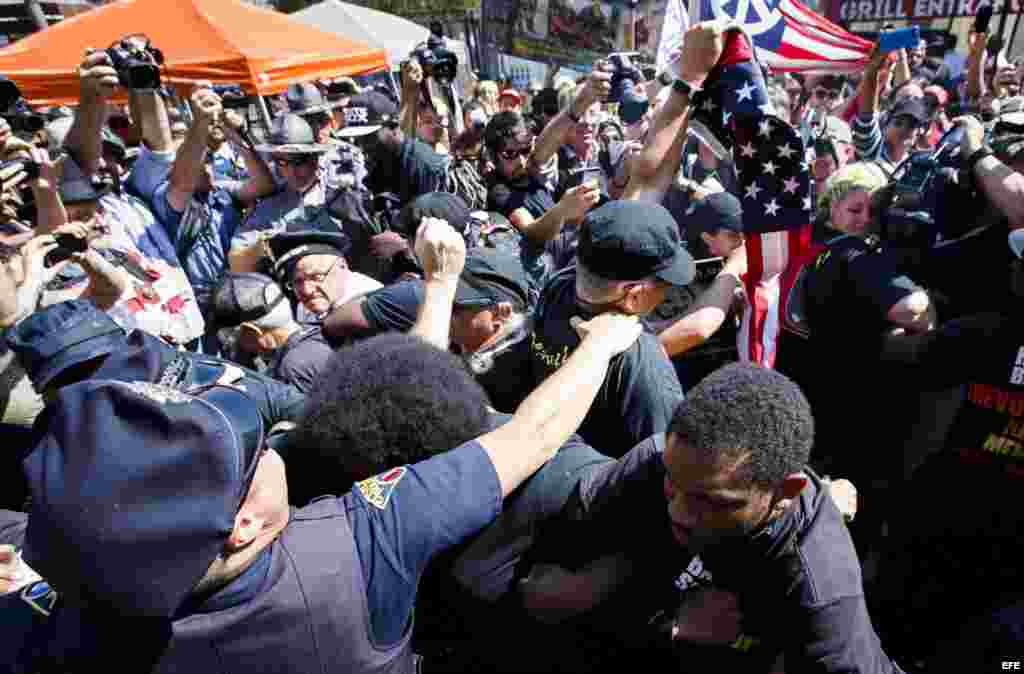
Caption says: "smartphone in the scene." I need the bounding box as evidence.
[975,2,994,33]
[43,233,88,268]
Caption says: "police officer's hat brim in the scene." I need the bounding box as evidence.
[333,124,382,139]
[253,142,334,155]
[31,332,125,392]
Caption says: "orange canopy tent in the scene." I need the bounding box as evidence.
[0,0,389,105]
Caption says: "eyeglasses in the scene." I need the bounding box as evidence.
[813,88,841,101]
[273,155,316,168]
[498,146,532,161]
[286,258,339,292]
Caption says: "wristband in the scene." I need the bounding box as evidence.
[966,146,995,171]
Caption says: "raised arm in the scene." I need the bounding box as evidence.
[165,86,222,213]
[409,217,464,349]
[625,21,725,203]
[478,313,641,498]
[64,49,118,176]
[531,65,611,172]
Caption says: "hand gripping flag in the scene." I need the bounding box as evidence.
[692,28,816,367]
[699,0,871,73]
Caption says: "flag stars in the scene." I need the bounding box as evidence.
[745,181,763,199]
[783,176,800,193]
[758,118,773,138]
[701,98,718,113]
[764,199,780,216]
[739,141,756,158]
[803,195,813,211]
[777,143,796,159]
[736,81,757,102]
[723,110,732,126]
[762,160,778,176]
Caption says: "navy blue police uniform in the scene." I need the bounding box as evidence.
[7,378,507,673]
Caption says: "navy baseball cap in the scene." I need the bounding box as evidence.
[689,192,743,234]
[335,91,399,138]
[454,249,531,311]
[266,230,351,283]
[23,380,265,618]
[578,201,696,286]
[399,192,472,239]
[6,299,126,392]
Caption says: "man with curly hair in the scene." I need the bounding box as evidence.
[518,363,906,673]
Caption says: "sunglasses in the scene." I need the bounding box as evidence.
[498,146,532,161]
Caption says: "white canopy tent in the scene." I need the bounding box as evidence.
[293,0,469,73]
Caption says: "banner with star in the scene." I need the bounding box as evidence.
[699,0,871,73]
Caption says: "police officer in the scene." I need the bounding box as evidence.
[5,299,305,427]
[7,251,642,671]
[210,272,334,394]
[265,230,381,325]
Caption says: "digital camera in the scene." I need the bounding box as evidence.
[106,35,164,90]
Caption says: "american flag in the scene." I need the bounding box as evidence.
[699,0,871,73]
[691,28,816,367]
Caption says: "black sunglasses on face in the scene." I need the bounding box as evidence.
[499,146,532,161]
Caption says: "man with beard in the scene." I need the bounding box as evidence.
[520,363,905,673]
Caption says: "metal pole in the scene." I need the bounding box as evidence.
[1009,11,1022,59]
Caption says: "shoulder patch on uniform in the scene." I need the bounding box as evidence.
[355,466,408,510]
[21,580,58,617]
[123,381,192,405]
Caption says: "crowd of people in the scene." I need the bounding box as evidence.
[0,17,1021,674]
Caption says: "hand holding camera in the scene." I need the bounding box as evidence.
[105,35,164,91]
[79,48,120,99]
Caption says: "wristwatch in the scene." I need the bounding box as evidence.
[672,78,701,99]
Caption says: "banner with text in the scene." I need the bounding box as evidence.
[830,0,1022,23]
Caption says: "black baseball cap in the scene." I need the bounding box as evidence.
[453,249,530,311]
[335,91,398,138]
[210,272,287,327]
[578,201,696,286]
[690,192,743,234]
[23,379,265,617]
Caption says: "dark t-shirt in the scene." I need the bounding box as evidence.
[882,310,1024,648]
[528,267,684,457]
[537,435,903,673]
[268,326,335,394]
[775,233,921,479]
[360,278,425,334]
[487,174,556,221]
[397,138,449,207]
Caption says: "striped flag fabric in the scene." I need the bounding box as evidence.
[690,28,817,367]
[699,0,871,73]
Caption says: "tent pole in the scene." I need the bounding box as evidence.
[257,95,274,133]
